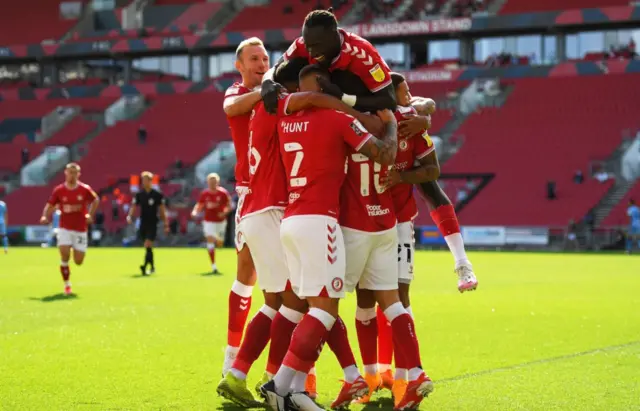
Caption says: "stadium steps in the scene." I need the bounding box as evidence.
[205,1,241,32]
[69,113,107,162]
[488,0,509,14]
[341,1,368,25]
[60,3,96,42]
[593,179,636,226]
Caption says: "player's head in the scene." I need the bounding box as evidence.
[207,173,220,190]
[141,171,153,191]
[274,57,309,93]
[298,64,328,93]
[302,9,341,68]
[235,37,270,88]
[64,163,81,185]
[391,72,412,107]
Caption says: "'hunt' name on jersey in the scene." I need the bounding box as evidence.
[281,121,310,133]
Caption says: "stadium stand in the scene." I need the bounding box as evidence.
[442,74,640,226]
[601,182,640,227]
[0,1,83,46]
[498,0,630,14]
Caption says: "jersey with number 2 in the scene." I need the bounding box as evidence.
[278,108,371,219]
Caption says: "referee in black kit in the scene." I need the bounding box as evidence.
[127,171,169,276]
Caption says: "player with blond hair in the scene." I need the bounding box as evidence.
[40,163,99,295]
[192,173,231,273]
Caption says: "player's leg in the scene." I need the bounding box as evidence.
[418,181,478,292]
[353,286,381,404]
[57,229,73,295]
[1,232,8,254]
[224,191,257,376]
[203,221,222,273]
[262,217,345,410]
[72,232,88,266]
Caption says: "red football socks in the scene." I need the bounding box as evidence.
[355,308,378,370]
[232,307,275,374]
[430,204,460,236]
[227,281,253,347]
[60,264,70,282]
[377,305,394,369]
[207,244,215,264]
[282,314,329,373]
[266,309,300,375]
[389,311,421,370]
[326,316,357,370]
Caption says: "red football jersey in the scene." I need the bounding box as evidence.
[339,150,396,232]
[198,187,231,222]
[243,96,290,217]
[225,82,253,188]
[284,29,392,93]
[47,182,97,232]
[278,108,371,219]
[389,106,435,223]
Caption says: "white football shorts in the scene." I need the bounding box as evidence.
[57,228,88,253]
[203,221,227,240]
[280,215,346,299]
[397,221,415,284]
[343,226,398,292]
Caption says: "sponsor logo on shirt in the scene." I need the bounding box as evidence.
[366,204,390,217]
[289,192,300,203]
[369,64,386,83]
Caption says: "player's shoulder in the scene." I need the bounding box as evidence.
[0,200,5,208]
[342,29,375,51]
[285,36,306,57]
[225,82,250,97]
[52,183,66,192]
[218,186,230,195]
[78,181,94,191]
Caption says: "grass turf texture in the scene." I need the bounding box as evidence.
[1,248,639,410]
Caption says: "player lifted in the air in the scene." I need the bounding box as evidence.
[191,173,231,273]
[259,64,398,411]
[40,163,99,295]
[221,37,270,376]
[0,200,8,254]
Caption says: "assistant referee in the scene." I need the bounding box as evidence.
[127,171,169,275]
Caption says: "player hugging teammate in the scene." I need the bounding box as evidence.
[217,9,479,411]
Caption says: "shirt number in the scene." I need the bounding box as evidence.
[351,153,385,196]
[284,142,306,187]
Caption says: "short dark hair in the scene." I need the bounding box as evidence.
[299,64,329,81]
[631,199,636,205]
[391,72,406,88]
[274,58,309,86]
[303,9,338,30]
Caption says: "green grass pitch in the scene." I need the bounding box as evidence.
[1,248,639,410]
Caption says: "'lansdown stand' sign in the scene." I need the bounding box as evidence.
[343,18,472,39]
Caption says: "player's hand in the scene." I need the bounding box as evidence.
[85,214,93,225]
[191,211,197,219]
[126,215,132,224]
[261,79,283,114]
[316,76,343,99]
[376,109,396,124]
[380,168,402,189]
[40,216,49,225]
[399,115,429,138]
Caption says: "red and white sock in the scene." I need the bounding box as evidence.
[230,305,276,379]
[207,242,216,267]
[430,204,470,266]
[384,302,423,381]
[60,261,70,285]
[355,306,378,376]
[227,281,253,351]
[275,308,335,396]
[326,316,360,383]
[266,306,303,376]
[376,305,393,373]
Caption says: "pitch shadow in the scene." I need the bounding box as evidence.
[200,271,223,277]
[29,293,79,302]
[361,397,395,410]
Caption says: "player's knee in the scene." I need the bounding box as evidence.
[307,297,339,318]
[355,287,376,308]
[398,283,411,308]
[281,291,308,313]
[263,292,282,310]
[374,289,401,311]
[73,254,85,265]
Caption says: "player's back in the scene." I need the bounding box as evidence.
[340,149,396,232]
[224,82,253,188]
[278,108,362,219]
[244,101,288,216]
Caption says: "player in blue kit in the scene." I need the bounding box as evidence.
[627,199,640,253]
[0,200,7,254]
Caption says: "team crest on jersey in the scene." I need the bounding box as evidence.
[148,199,154,205]
[399,139,409,151]
[369,64,385,83]
[422,130,433,147]
[331,277,344,292]
[77,195,82,201]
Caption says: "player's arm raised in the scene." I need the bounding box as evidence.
[285,91,384,136]
[357,109,398,166]
[223,90,262,117]
[389,151,440,187]
[317,76,397,112]
[411,97,436,116]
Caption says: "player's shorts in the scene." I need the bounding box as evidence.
[630,224,640,237]
[343,226,398,292]
[203,220,227,240]
[280,215,346,299]
[138,222,158,242]
[234,186,249,251]
[397,221,415,284]
[57,228,88,252]
[238,209,289,293]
